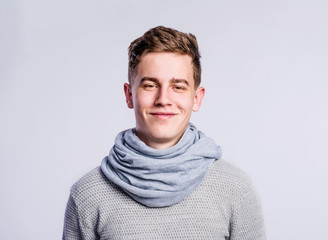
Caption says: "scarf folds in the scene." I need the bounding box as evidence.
[101,123,221,208]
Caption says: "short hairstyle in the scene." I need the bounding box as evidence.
[128,26,202,88]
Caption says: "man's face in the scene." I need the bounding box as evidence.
[124,52,205,149]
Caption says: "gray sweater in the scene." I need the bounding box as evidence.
[63,159,265,239]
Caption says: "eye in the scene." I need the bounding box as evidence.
[173,85,186,91]
[142,83,158,90]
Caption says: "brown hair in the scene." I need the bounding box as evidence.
[128,26,202,88]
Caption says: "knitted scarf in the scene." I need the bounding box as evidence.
[101,123,221,207]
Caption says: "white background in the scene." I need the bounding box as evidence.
[1,0,327,239]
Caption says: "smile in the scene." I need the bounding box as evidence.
[150,112,176,120]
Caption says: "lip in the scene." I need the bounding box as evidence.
[150,112,176,120]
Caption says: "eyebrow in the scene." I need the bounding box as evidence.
[139,77,190,86]
[171,78,189,86]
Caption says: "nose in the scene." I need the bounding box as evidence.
[154,87,172,106]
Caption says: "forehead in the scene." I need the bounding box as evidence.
[134,52,194,85]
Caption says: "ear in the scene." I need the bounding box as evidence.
[124,83,134,109]
[192,87,205,112]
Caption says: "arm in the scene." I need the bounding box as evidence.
[62,194,98,240]
[230,186,266,240]
[63,194,83,240]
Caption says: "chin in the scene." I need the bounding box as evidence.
[149,129,183,144]
[150,132,174,142]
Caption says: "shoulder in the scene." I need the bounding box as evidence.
[70,167,103,194]
[210,159,252,183]
[204,159,257,203]
[69,167,122,205]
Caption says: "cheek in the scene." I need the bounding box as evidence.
[179,95,195,109]
[134,93,154,110]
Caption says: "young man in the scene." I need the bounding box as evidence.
[63,26,265,239]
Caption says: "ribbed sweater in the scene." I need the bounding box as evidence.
[63,159,265,240]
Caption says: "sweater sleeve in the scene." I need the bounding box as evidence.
[63,194,83,240]
[230,185,266,240]
[62,194,98,240]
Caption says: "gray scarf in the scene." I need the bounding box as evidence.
[101,123,221,207]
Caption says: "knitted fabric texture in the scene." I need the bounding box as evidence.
[63,160,266,239]
[101,123,221,207]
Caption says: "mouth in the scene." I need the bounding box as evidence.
[150,112,176,120]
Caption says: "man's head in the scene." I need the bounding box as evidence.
[128,26,202,88]
[125,26,205,149]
